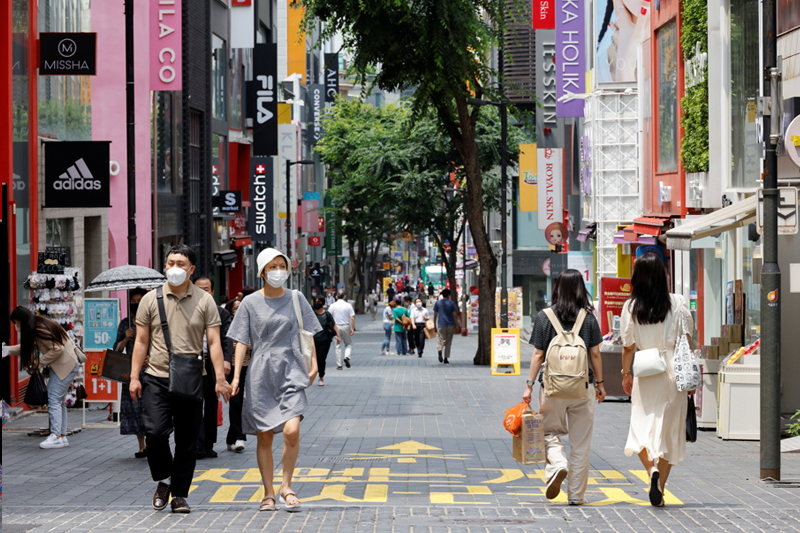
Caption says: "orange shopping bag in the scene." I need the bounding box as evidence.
[503,401,528,437]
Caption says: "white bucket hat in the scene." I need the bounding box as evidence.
[256,248,290,277]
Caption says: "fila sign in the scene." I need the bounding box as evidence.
[44,141,111,208]
[253,43,279,156]
[150,0,182,91]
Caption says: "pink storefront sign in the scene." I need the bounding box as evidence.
[150,0,182,91]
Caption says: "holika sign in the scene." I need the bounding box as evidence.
[555,0,585,117]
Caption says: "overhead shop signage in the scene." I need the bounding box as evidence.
[44,141,111,208]
[150,0,182,91]
[533,0,555,29]
[555,0,585,117]
[324,53,339,104]
[248,157,274,241]
[253,43,279,156]
[214,190,242,214]
[534,30,562,148]
[307,84,324,146]
[537,148,563,230]
[39,33,96,75]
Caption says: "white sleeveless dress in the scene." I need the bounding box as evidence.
[620,294,693,465]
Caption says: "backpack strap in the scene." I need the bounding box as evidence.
[543,308,565,335]
[571,309,587,334]
[156,286,174,356]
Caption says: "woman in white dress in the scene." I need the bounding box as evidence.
[620,252,693,507]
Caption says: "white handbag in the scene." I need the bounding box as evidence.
[673,299,701,391]
[632,296,674,378]
[291,290,314,372]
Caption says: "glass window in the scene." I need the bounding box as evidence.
[154,92,174,193]
[229,49,244,130]
[730,0,760,188]
[211,133,227,215]
[656,20,678,172]
[212,34,226,120]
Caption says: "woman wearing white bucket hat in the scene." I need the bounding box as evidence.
[228,248,322,512]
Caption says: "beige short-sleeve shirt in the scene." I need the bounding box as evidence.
[136,282,222,378]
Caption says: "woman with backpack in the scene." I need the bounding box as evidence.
[522,269,605,505]
[312,296,339,387]
[619,252,693,507]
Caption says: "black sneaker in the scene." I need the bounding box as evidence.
[344,358,351,368]
[443,358,449,364]
[204,449,218,458]
[170,496,191,513]
[438,352,443,363]
[152,482,171,511]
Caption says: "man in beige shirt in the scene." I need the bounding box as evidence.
[129,245,232,514]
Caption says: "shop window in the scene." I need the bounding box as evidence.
[154,92,175,193]
[229,49,245,131]
[656,20,678,173]
[46,218,73,249]
[189,111,201,214]
[211,133,228,214]
[730,0,760,188]
[212,34,227,121]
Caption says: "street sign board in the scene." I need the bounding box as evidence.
[757,187,798,235]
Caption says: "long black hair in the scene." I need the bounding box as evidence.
[597,0,614,45]
[630,252,672,325]
[10,306,69,368]
[550,269,594,323]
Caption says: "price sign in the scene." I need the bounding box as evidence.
[84,298,120,351]
[84,351,120,402]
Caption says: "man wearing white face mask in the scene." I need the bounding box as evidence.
[129,245,233,514]
[409,297,431,358]
[328,292,356,370]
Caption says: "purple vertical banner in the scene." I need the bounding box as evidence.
[556,0,585,118]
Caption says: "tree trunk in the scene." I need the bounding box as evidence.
[355,238,367,314]
[347,239,360,307]
[452,98,497,365]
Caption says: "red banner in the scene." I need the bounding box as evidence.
[532,0,555,30]
[84,352,120,402]
[599,277,632,335]
[308,236,322,247]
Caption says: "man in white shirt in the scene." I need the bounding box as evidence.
[328,292,356,369]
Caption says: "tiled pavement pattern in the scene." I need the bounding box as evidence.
[3,311,799,532]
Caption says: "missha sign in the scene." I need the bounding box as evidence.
[150,0,182,91]
[39,33,96,75]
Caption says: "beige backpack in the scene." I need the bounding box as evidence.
[541,308,590,400]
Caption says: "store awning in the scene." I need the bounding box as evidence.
[612,230,658,245]
[214,250,238,267]
[576,224,596,242]
[665,195,757,250]
[632,215,671,236]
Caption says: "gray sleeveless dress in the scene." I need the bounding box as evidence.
[227,290,322,434]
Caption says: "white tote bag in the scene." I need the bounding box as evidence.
[673,298,701,391]
[291,290,314,372]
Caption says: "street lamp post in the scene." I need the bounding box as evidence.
[285,159,314,287]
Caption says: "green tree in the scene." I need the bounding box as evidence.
[300,0,517,364]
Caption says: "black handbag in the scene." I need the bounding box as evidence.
[24,370,49,406]
[686,395,698,443]
[156,287,204,402]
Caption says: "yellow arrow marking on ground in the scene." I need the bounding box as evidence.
[469,468,526,484]
[376,440,443,454]
[629,470,683,505]
[301,484,389,503]
[430,485,493,504]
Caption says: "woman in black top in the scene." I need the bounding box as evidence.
[312,297,338,386]
[522,269,606,505]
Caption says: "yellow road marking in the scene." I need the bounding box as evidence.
[376,440,442,454]
[430,485,493,504]
[470,468,526,484]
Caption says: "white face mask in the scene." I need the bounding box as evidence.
[416,302,422,308]
[166,267,188,286]
[265,270,289,288]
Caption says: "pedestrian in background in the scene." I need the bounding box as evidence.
[226,341,249,453]
[325,289,336,308]
[9,307,82,450]
[620,252,694,507]
[194,277,233,459]
[228,248,321,512]
[129,244,232,514]
[225,299,240,317]
[329,292,356,370]
[368,289,379,320]
[392,299,411,355]
[312,296,338,386]
[433,289,461,364]
[522,269,605,505]
[386,283,396,303]
[115,287,149,458]
[381,300,397,355]
[403,295,418,355]
[410,297,430,358]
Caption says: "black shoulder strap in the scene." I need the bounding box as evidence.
[156,286,173,355]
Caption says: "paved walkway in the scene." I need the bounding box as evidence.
[3,312,799,532]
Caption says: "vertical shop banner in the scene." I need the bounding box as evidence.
[555,0,585,117]
[302,192,320,232]
[324,53,339,104]
[599,277,632,335]
[568,251,594,298]
[324,193,342,255]
[595,0,649,84]
[253,43,279,156]
[535,30,563,148]
[249,156,274,241]
[229,1,254,48]
[533,0,556,29]
[307,84,324,146]
[84,299,120,351]
[150,0,182,91]
[537,148,563,229]
[44,141,111,208]
[519,143,537,212]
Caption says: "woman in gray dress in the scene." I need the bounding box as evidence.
[228,248,321,512]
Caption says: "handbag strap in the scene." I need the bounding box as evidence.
[291,290,304,331]
[156,286,174,356]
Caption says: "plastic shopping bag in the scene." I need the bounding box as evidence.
[503,401,528,437]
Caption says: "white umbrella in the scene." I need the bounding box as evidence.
[85,265,165,293]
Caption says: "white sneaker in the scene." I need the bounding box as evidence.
[40,434,66,449]
[62,436,69,447]
[233,440,245,452]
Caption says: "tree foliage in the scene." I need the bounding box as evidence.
[299,0,522,364]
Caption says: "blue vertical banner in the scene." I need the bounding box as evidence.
[556,0,585,117]
[84,299,120,351]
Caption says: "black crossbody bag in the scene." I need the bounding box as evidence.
[156,286,204,402]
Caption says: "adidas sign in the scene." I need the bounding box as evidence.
[54,158,102,190]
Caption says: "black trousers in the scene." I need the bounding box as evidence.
[314,338,331,378]
[141,373,202,498]
[414,323,427,354]
[197,357,218,452]
[408,326,417,352]
[226,365,247,445]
